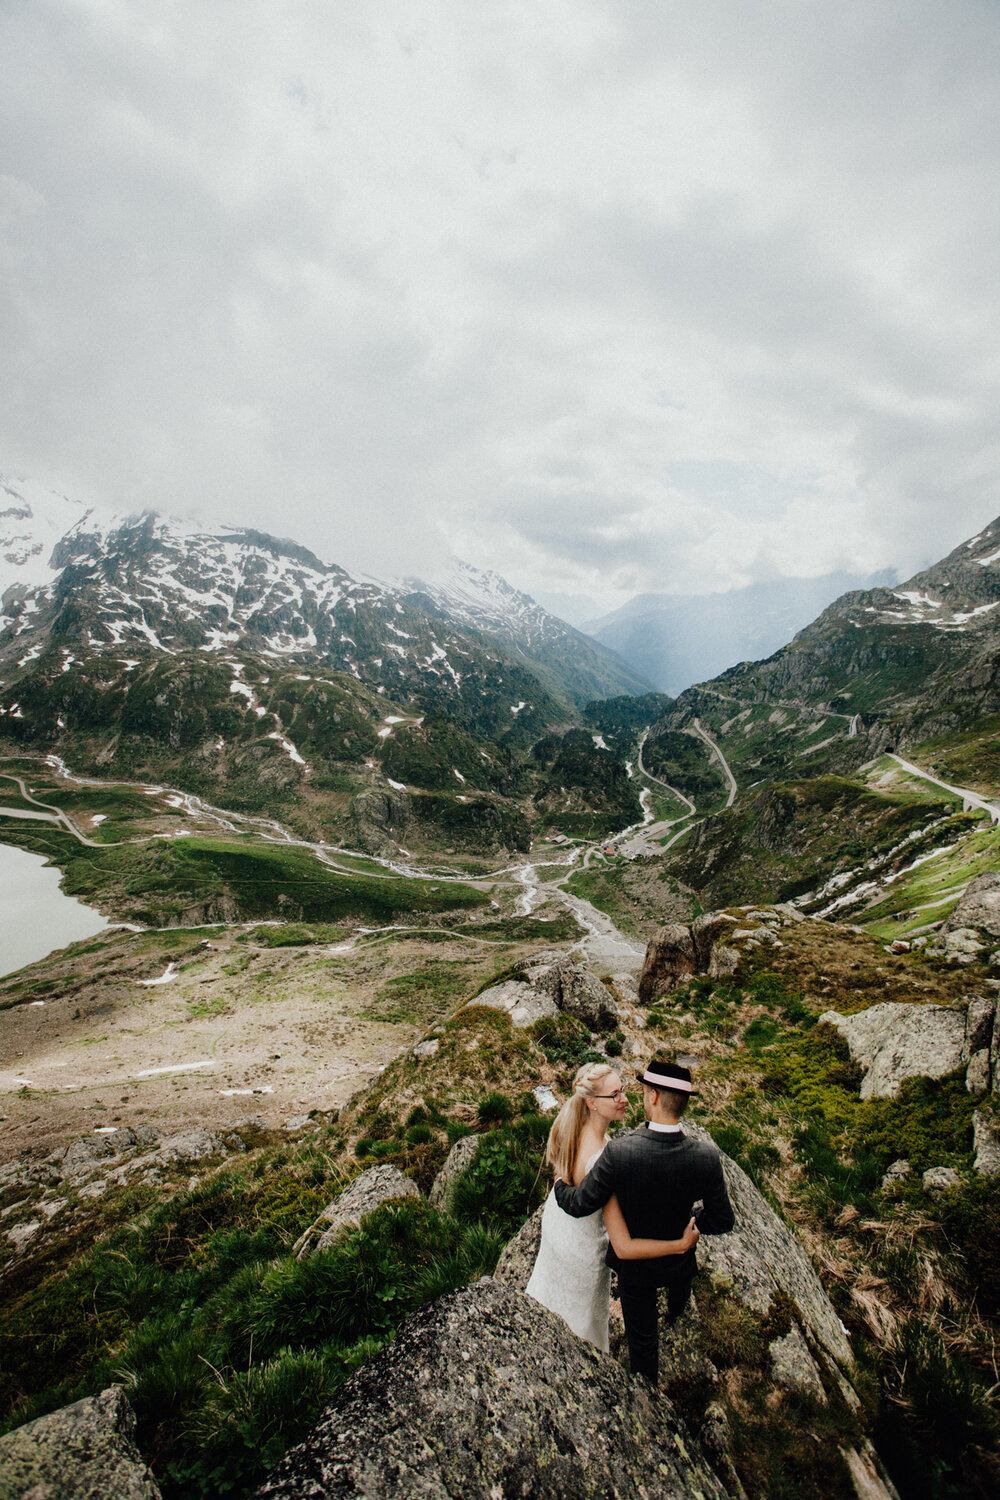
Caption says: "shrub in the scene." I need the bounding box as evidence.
[477,1091,513,1125]
[405,1123,433,1145]
[529,1013,602,1067]
[450,1117,549,1236]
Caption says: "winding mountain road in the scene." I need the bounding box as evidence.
[691,718,738,808]
[888,754,1000,824]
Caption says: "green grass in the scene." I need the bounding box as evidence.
[862,822,1000,939]
[0,824,488,926]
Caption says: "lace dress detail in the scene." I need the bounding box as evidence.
[525,1148,611,1351]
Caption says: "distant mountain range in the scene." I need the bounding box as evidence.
[0,472,651,855]
[583,570,898,695]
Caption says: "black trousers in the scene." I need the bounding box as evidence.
[618,1266,696,1384]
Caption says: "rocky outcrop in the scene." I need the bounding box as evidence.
[530,960,620,1031]
[638,905,794,1005]
[293,1164,421,1258]
[973,1109,1000,1175]
[638,923,697,1003]
[471,978,559,1028]
[427,1134,479,1212]
[943,872,1000,939]
[819,1002,968,1100]
[0,1386,160,1499]
[469,960,619,1032]
[251,1278,728,1500]
[685,1123,854,1375]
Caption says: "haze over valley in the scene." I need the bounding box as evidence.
[3,4,1000,1498]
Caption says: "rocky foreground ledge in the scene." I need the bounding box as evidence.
[251,1276,728,1500]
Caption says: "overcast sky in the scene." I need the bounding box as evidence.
[2,1,999,611]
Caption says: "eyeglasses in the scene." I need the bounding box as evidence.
[593,1088,626,1102]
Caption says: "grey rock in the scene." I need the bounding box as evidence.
[881,1159,911,1192]
[922,1166,961,1198]
[5,1219,41,1251]
[966,1049,992,1094]
[772,902,805,922]
[933,926,986,962]
[427,1134,479,1213]
[532,961,619,1031]
[296,1165,421,1258]
[130,1122,161,1149]
[700,1402,749,1500]
[60,1134,119,1178]
[691,912,738,966]
[708,944,740,981]
[769,1325,826,1400]
[493,1204,543,1291]
[156,1128,223,1163]
[973,1110,1000,1175]
[686,1124,854,1370]
[0,1386,161,1499]
[658,1295,719,1389]
[78,1180,108,1200]
[251,1278,728,1500]
[411,1037,440,1058]
[963,997,996,1060]
[472,979,559,1029]
[639,924,697,1004]
[944,872,1000,939]
[282,1116,312,1132]
[227,1115,269,1135]
[843,1441,902,1500]
[820,1003,967,1100]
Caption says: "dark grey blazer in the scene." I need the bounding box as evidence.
[553,1126,735,1288]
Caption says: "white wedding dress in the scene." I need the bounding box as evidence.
[525,1148,611,1351]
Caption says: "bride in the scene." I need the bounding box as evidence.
[525,1061,699,1351]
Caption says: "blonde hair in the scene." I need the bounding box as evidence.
[545,1062,619,1183]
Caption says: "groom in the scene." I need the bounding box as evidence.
[554,1058,735,1384]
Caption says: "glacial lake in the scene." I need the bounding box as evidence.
[0,840,110,978]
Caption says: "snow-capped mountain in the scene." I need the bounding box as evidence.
[0,473,94,598]
[0,473,655,746]
[398,559,652,708]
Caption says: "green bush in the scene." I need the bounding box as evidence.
[477,1091,513,1125]
[450,1117,549,1236]
[405,1124,433,1145]
[529,1013,603,1068]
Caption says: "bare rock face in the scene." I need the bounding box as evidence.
[530,960,619,1031]
[819,1003,967,1100]
[639,924,697,1004]
[294,1165,421,1258]
[685,1123,854,1373]
[943,872,1000,939]
[251,1278,728,1500]
[427,1134,479,1213]
[470,961,619,1032]
[0,1386,161,1499]
[471,979,559,1028]
[973,1110,1000,1175]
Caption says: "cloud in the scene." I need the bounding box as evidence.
[1,0,998,608]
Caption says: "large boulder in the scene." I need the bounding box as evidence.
[639,924,697,1004]
[251,1278,728,1499]
[0,1386,161,1499]
[530,960,619,1031]
[294,1165,421,1258]
[471,980,559,1029]
[819,1003,967,1100]
[685,1123,854,1375]
[944,872,1000,939]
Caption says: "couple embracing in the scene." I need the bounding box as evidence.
[525,1058,735,1383]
